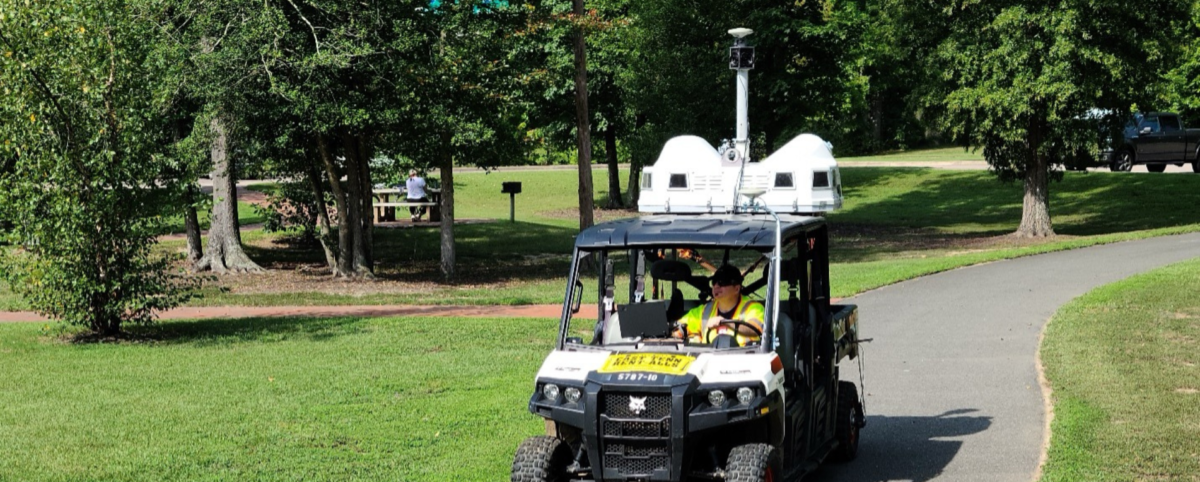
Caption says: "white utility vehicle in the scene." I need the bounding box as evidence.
[512,28,865,482]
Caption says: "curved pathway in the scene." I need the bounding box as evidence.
[811,232,1200,482]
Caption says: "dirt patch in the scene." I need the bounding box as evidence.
[1175,388,1198,394]
[537,206,640,223]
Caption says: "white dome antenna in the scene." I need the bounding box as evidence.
[728,28,754,39]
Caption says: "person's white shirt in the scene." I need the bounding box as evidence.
[406,175,427,199]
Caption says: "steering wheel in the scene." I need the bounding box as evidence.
[704,320,764,346]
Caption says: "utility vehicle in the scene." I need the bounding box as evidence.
[512,28,866,482]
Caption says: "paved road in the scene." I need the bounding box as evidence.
[810,232,1200,482]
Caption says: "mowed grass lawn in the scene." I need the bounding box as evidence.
[203,167,1200,306]
[0,316,550,481]
[8,164,1200,310]
[1040,258,1200,481]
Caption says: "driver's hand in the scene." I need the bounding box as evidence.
[705,317,730,331]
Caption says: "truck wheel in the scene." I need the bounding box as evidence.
[1111,151,1134,172]
[1192,156,1199,173]
[1147,164,1167,173]
[511,436,571,482]
[726,443,781,482]
[830,381,863,463]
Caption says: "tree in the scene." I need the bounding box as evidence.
[571,0,596,230]
[0,0,198,335]
[905,0,1191,237]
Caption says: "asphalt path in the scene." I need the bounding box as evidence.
[809,232,1200,482]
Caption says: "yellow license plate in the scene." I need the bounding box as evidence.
[597,353,695,376]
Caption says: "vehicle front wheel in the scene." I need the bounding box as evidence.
[1111,151,1134,172]
[726,443,781,482]
[1148,164,1167,173]
[512,436,571,482]
[830,381,864,463]
[1193,153,1200,173]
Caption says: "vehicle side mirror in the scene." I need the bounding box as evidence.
[1140,126,1153,135]
[570,279,584,314]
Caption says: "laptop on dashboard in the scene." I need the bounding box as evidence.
[616,301,672,339]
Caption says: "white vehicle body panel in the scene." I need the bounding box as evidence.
[535,349,783,396]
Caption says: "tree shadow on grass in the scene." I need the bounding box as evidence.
[837,168,1200,236]
[808,409,993,482]
[123,316,366,346]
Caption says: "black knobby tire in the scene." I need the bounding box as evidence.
[726,443,781,482]
[1111,150,1134,172]
[1192,151,1200,173]
[1147,163,1167,173]
[511,436,571,482]
[830,381,863,463]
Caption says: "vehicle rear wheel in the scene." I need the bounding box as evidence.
[512,436,571,482]
[830,381,863,463]
[1193,154,1200,173]
[1147,164,1167,173]
[726,443,781,482]
[1111,151,1134,172]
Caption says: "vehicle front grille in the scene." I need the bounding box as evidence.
[598,392,674,478]
[601,393,671,419]
[603,441,670,475]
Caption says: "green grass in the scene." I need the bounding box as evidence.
[160,201,267,235]
[838,146,984,162]
[0,316,550,481]
[1039,259,1200,481]
[5,166,1200,310]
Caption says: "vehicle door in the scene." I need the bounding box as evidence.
[1135,115,1165,161]
[1158,115,1186,162]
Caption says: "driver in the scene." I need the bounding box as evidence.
[677,264,765,344]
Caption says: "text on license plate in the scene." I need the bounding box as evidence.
[597,353,695,376]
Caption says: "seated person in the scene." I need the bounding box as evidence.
[676,264,764,345]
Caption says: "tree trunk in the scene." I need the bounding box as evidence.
[306,154,338,272]
[356,135,375,271]
[626,158,642,207]
[183,184,203,264]
[572,0,595,231]
[1016,128,1055,238]
[194,115,262,273]
[318,133,353,277]
[604,125,622,209]
[439,149,456,280]
[342,133,373,278]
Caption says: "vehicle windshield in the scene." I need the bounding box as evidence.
[561,242,804,353]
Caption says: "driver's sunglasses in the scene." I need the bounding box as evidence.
[711,280,736,287]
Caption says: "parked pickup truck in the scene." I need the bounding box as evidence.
[1107,112,1200,172]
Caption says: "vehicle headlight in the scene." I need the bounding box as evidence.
[542,384,560,402]
[708,390,726,407]
[736,387,754,405]
[564,387,582,404]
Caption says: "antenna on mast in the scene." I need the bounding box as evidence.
[728,28,755,211]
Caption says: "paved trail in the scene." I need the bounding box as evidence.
[810,232,1200,482]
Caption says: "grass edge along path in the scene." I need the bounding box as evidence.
[1038,258,1200,481]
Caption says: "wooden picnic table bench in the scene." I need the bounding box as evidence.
[373,188,441,222]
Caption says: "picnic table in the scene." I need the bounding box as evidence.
[373,187,441,222]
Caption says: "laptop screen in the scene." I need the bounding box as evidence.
[616,301,672,339]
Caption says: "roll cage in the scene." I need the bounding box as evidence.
[556,214,833,358]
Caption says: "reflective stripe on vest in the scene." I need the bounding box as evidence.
[699,297,761,343]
